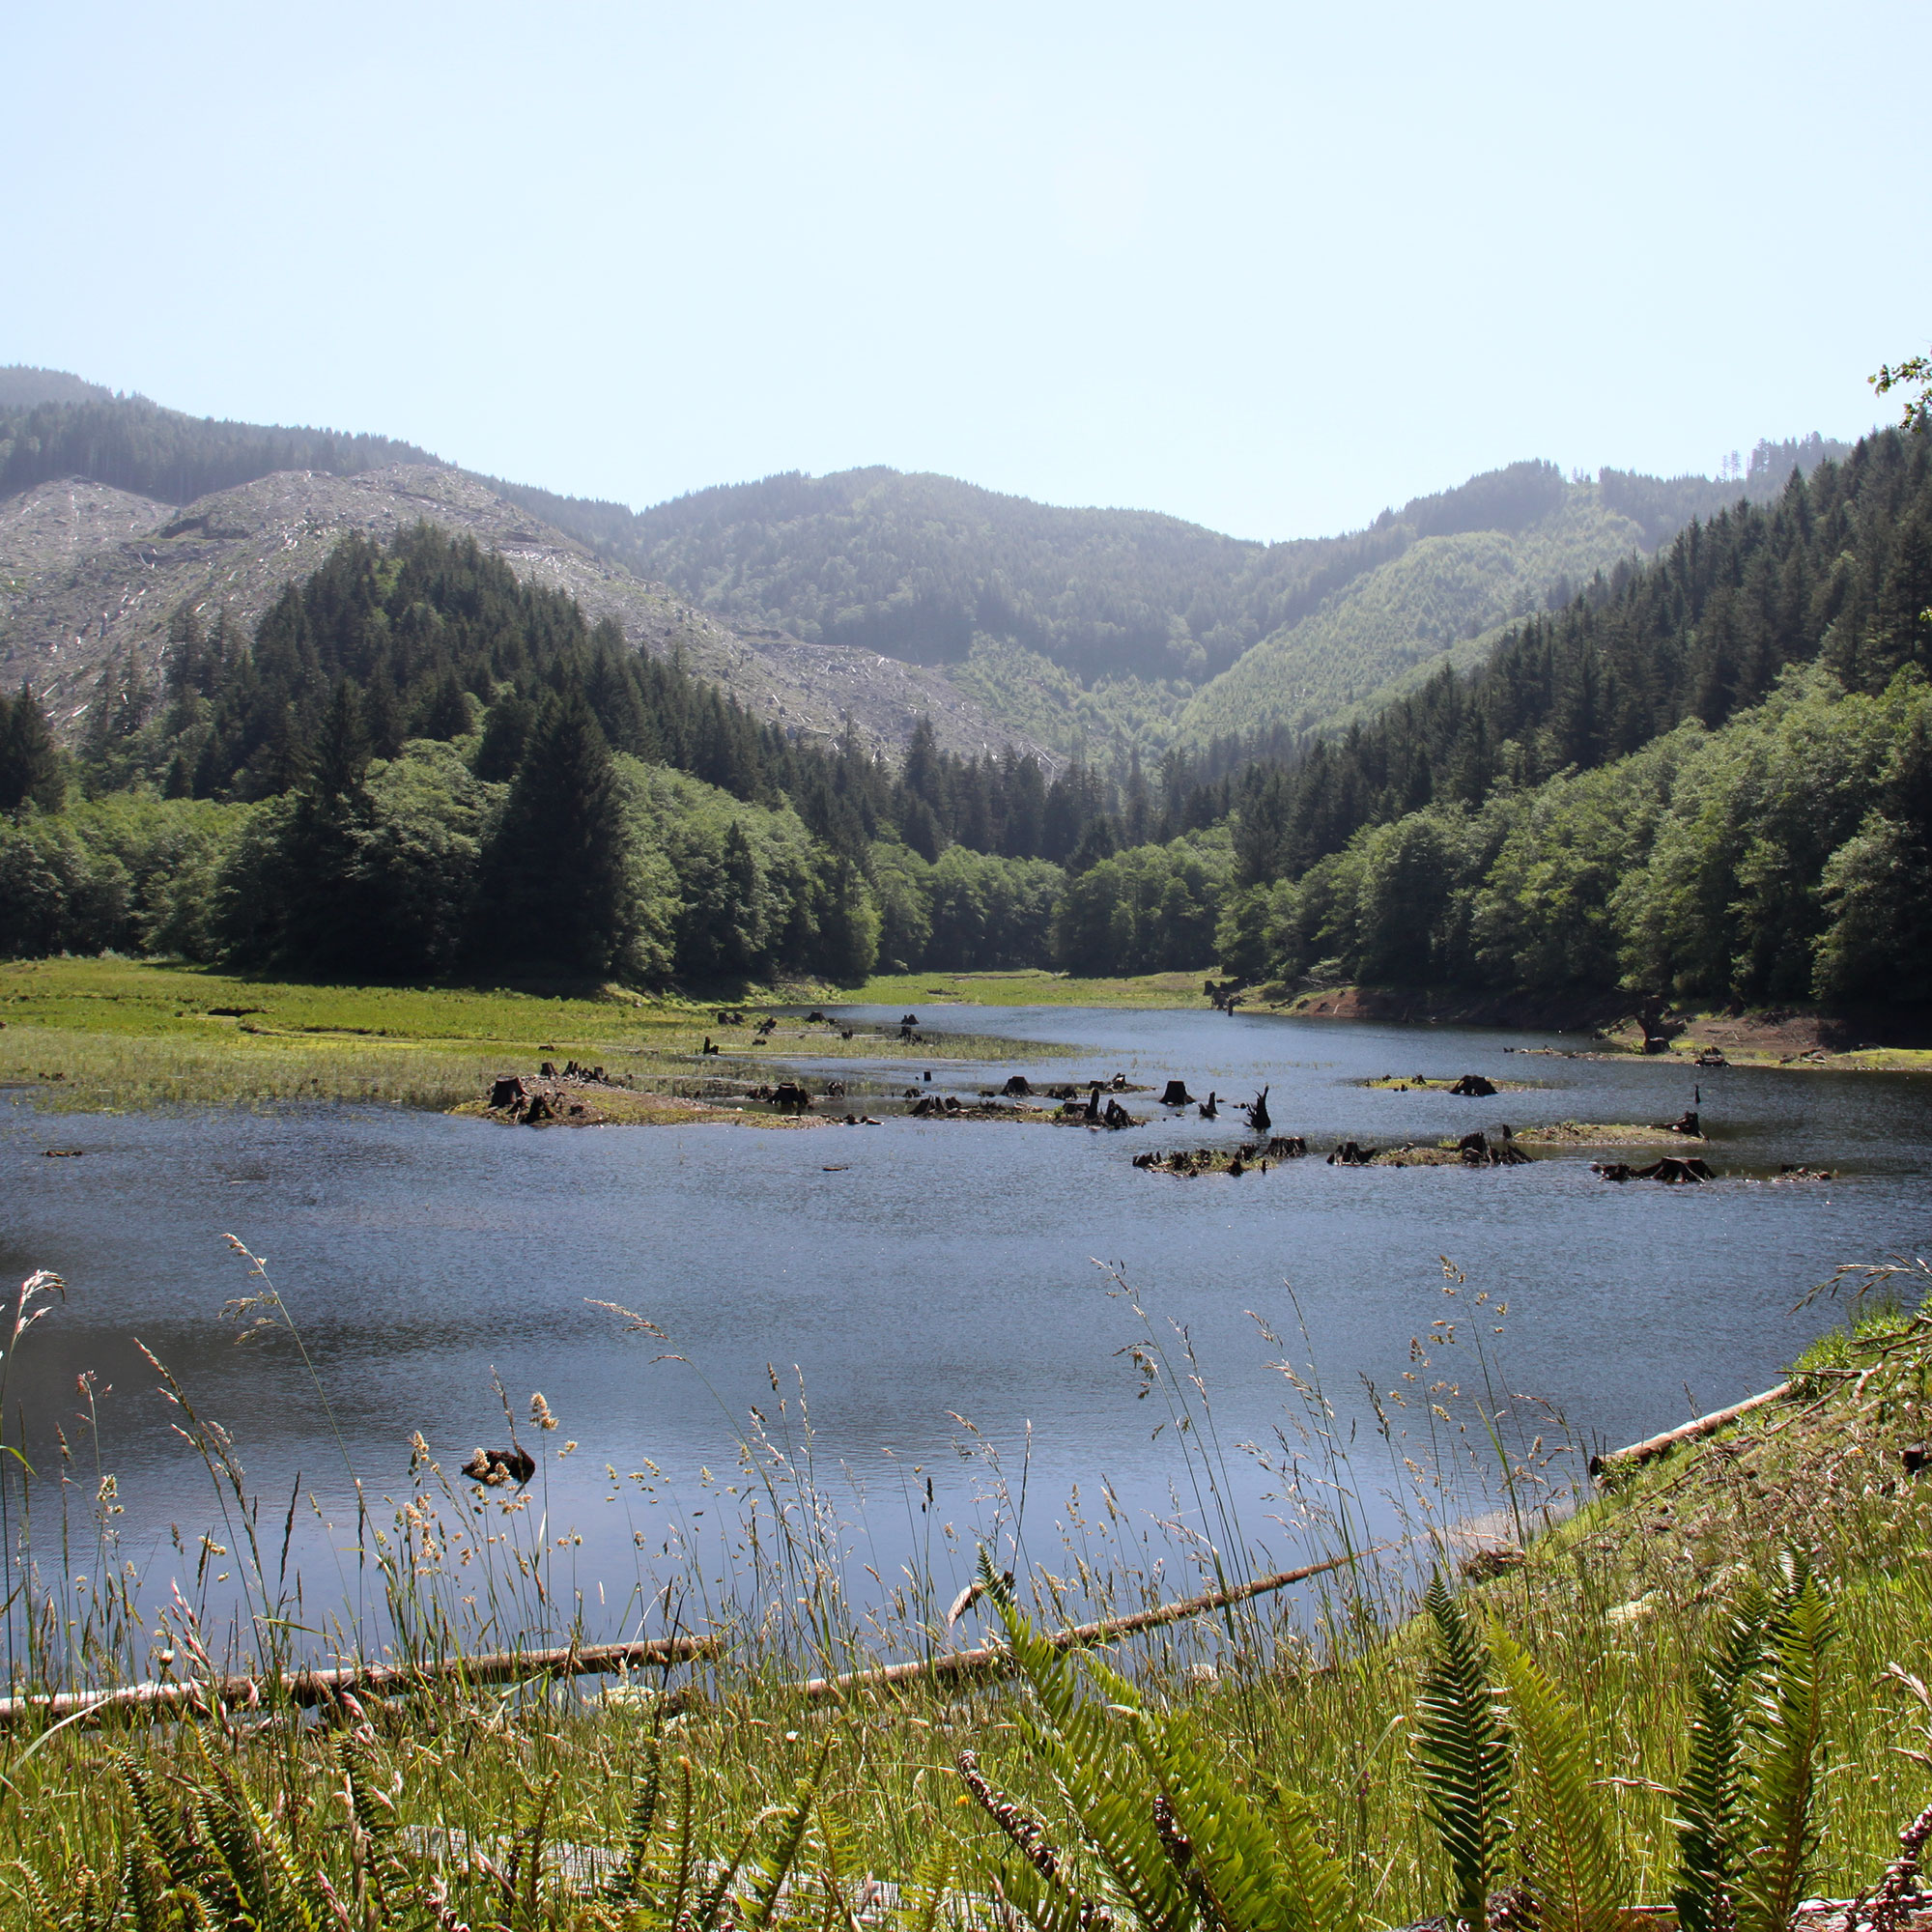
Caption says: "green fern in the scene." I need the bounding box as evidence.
[1120,1696,1361,1932]
[492,1770,559,1932]
[894,1837,957,1932]
[1413,1577,1511,1929]
[1489,1623,1625,1932]
[601,1738,666,1911]
[1670,1584,1770,1932]
[980,1560,1190,1932]
[954,1746,1104,1932]
[1733,1555,1833,1932]
[742,1734,836,1932]
[981,1556,1360,1932]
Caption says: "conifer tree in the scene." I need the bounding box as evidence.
[275,682,375,974]
[0,684,66,813]
[485,687,632,977]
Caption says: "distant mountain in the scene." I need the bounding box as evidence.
[0,468,1032,760]
[506,447,1853,761]
[0,372,1856,768]
[0,366,114,409]
[0,391,442,506]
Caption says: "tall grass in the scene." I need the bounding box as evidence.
[3,1253,1931,1926]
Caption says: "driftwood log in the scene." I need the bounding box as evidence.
[1589,1381,1793,1479]
[0,1634,720,1731]
[789,1547,1371,1703]
[0,1549,1371,1732]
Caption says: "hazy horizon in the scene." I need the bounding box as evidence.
[5,1,1924,544]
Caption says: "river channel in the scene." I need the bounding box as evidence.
[5,1004,1928,1651]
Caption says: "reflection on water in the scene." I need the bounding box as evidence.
[4,1004,1928,1639]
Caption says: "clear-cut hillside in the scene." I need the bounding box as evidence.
[0,467,1039,761]
[1176,487,1655,746]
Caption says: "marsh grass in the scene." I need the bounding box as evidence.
[847,968,1216,1009]
[0,958,1069,1115]
[3,1253,1931,1927]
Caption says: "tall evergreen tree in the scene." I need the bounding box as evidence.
[0,685,67,813]
[274,682,376,975]
[485,688,632,976]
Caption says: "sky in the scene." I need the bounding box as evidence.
[5,1,1926,543]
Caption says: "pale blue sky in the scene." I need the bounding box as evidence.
[6,1,1925,541]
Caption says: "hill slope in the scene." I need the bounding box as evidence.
[1,376,1855,770]
[1177,485,1654,745]
[0,467,1035,760]
[512,449,1852,762]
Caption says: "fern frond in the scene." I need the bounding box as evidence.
[814,1801,868,1932]
[663,1753,698,1925]
[1115,1685,1360,1932]
[895,1836,956,1932]
[114,1751,211,1900]
[603,1737,666,1909]
[693,1797,764,1932]
[1490,1623,1624,1932]
[1733,1556,1833,1932]
[1414,1576,1511,1929]
[743,1734,836,1932]
[2,1861,70,1932]
[955,1748,1098,1932]
[197,1766,288,1932]
[1670,1583,1768,1932]
[497,1771,559,1932]
[981,1559,1189,1932]
[120,1848,171,1932]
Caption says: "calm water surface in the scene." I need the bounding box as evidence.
[5,1005,1928,1635]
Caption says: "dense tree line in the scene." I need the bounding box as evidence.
[1212,428,1932,1008]
[0,366,113,410]
[0,396,439,506]
[1216,667,1932,1008]
[1218,429,1932,893]
[7,420,1925,1010]
[5,526,1227,984]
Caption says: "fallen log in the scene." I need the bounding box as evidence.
[0,1633,720,1731]
[1588,1381,1793,1479]
[791,1546,1373,1703]
[5,1552,1374,1732]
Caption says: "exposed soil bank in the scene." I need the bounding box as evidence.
[1277,982,1932,1070]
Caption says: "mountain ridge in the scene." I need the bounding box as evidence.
[0,467,1039,762]
[1,374,1856,767]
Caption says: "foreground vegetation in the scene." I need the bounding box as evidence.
[4,1257,1932,1928]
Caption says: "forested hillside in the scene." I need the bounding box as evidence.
[0,392,440,505]
[504,445,1849,761]
[0,526,1165,985]
[2,373,1910,1009]
[2,381,1850,780]
[0,365,113,409]
[1212,427,1932,1009]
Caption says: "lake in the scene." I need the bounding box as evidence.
[4,1003,1928,1657]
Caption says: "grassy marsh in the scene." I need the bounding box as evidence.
[0,958,1066,1114]
[844,967,1219,1009]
